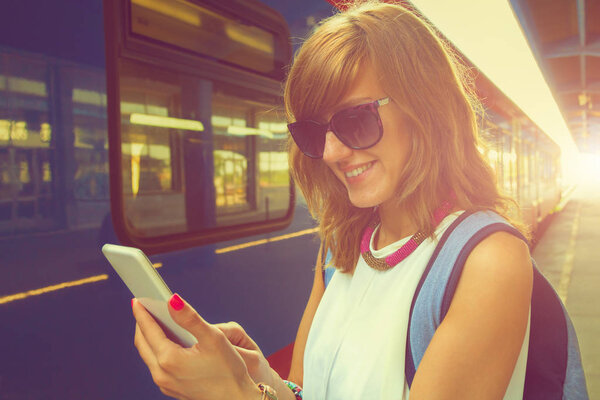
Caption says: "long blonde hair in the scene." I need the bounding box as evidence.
[284,1,524,273]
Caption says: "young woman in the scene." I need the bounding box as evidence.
[131,1,532,399]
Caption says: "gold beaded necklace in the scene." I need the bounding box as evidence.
[360,201,452,271]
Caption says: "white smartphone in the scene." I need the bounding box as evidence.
[102,243,197,347]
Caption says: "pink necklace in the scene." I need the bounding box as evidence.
[360,201,452,271]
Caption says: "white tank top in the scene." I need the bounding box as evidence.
[303,212,530,399]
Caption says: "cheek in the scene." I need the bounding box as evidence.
[381,122,410,157]
[323,161,341,178]
[322,161,346,186]
[382,130,411,182]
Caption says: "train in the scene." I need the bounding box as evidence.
[0,0,562,398]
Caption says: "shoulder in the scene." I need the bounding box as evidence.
[447,230,533,320]
[463,230,531,285]
[410,230,533,397]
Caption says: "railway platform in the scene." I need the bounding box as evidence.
[532,177,600,398]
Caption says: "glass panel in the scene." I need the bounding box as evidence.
[130,0,285,77]
[212,94,251,216]
[0,147,15,222]
[502,130,516,198]
[0,52,58,235]
[66,66,111,228]
[481,121,503,189]
[518,126,536,207]
[117,60,292,237]
[256,108,289,220]
[119,65,184,236]
[73,125,109,199]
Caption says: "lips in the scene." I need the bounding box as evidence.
[343,161,375,178]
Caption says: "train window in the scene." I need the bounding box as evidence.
[481,116,517,198]
[480,121,503,187]
[501,130,515,198]
[0,53,59,235]
[129,0,286,79]
[104,0,295,252]
[519,126,536,208]
[69,67,111,229]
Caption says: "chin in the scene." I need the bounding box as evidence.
[348,194,381,209]
[347,186,397,209]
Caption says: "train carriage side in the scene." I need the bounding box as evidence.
[472,70,562,235]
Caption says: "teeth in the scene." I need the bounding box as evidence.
[345,162,374,178]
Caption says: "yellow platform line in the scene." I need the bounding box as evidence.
[0,226,316,305]
[0,262,164,306]
[557,203,581,304]
[215,227,319,254]
[0,274,109,305]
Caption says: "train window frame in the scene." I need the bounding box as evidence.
[103,0,295,254]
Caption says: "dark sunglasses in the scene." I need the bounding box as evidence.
[287,97,390,159]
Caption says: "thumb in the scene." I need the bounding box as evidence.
[231,345,274,387]
[215,322,260,351]
[167,293,212,341]
[232,345,256,363]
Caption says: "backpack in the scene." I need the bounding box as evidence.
[322,210,588,399]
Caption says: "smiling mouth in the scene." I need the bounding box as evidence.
[344,161,375,178]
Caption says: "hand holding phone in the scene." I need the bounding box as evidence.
[102,243,197,347]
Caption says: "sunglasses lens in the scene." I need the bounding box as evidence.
[288,121,326,158]
[332,108,381,149]
[288,102,383,158]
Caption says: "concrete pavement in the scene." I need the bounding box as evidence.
[533,179,600,398]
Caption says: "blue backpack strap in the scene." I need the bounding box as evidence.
[405,210,527,386]
[323,249,335,288]
[560,297,588,400]
[405,210,589,399]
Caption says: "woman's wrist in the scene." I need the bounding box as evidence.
[238,378,265,400]
[282,380,303,400]
[244,369,302,400]
[266,369,298,400]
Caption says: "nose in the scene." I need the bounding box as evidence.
[322,131,352,162]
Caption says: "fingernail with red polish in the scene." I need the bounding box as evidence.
[169,294,184,311]
[131,298,135,308]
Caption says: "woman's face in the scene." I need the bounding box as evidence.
[322,63,411,209]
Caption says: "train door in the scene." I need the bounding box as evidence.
[0,52,59,235]
[67,66,111,228]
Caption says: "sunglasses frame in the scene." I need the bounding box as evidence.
[288,97,390,159]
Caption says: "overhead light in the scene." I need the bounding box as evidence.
[227,126,274,138]
[130,113,204,131]
[225,24,274,55]
[132,0,202,27]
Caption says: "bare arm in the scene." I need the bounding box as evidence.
[410,231,533,399]
[287,244,326,386]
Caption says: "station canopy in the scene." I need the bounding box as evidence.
[510,0,600,154]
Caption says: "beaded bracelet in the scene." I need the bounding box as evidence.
[283,380,303,400]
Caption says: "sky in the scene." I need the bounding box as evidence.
[409,0,586,181]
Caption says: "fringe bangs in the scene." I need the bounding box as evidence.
[286,21,366,122]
